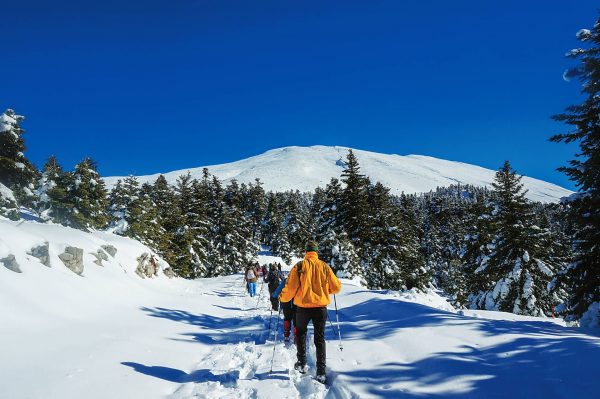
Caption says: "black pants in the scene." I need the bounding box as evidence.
[295,307,327,375]
[268,287,279,311]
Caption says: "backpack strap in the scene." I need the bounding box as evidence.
[296,260,303,276]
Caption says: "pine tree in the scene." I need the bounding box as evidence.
[396,194,430,290]
[264,192,292,263]
[205,175,231,276]
[151,175,183,272]
[316,179,361,280]
[247,178,266,242]
[171,173,197,278]
[222,179,257,274]
[0,109,38,205]
[65,158,109,230]
[474,162,562,316]
[550,18,600,323]
[0,182,19,220]
[188,176,211,277]
[130,182,163,249]
[284,191,310,257]
[339,150,370,246]
[108,177,139,233]
[463,192,495,308]
[35,155,71,223]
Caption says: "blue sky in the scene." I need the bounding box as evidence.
[2,1,597,190]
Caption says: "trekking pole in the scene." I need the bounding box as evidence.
[256,279,265,310]
[334,294,343,351]
[267,306,274,338]
[327,311,338,337]
[269,302,283,373]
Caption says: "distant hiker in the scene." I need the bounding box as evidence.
[245,266,258,297]
[262,264,268,279]
[267,264,283,311]
[279,240,342,384]
[272,277,297,343]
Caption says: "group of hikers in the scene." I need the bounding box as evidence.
[243,240,342,384]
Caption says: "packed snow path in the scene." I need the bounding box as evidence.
[2,269,599,398]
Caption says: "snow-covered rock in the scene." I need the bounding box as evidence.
[1,254,21,273]
[28,242,50,267]
[105,146,573,203]
[58,246,85,275]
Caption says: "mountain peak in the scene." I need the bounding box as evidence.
[104,145,572,203]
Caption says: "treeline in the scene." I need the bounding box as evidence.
[0,115,577,318]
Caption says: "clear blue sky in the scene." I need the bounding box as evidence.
[2,1,597,190]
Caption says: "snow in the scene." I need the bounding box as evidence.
[1,221,599,398]
[0,182,16,202]
[579,302,599,328]
[0,112,17,133]
[576,28,592,41]
[104,146,573,203]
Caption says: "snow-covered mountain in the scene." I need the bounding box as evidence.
[105,146,572,203]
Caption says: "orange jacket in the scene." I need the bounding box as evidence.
[279,252,341,308]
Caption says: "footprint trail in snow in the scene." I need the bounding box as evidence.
[168,277,341,399]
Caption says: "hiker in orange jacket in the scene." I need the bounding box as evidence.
[279,240,341,384]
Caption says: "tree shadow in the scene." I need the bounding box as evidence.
[331,295,600,397]
[337,296,596,341]
[339,335,600,398]
[121,362,240,385]
[140,306,269,345]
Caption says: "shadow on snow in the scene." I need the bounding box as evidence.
[124,290,600,398]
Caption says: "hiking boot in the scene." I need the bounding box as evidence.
[284,336,290,343]
[294,361,307,374]
[315,374,327,384]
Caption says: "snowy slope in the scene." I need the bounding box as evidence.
[104,146,573,203]
[1,223,598,398]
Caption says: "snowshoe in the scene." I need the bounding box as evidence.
[315,374,327,384]
[294,361,308,374]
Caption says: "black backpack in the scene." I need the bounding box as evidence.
[267,269,281,290]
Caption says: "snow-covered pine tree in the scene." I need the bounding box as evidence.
[316,178,361,281]
[463,192,496,309]
[222,179,258,274]
[35,155,71,223]
[362,182,406,290]
[246,178,266,243]
[108,177,139,234]
[205,175,228,276]
[339,150,370,247]
[65,157,109,230]
[130,182,163,250]
[396,193,430,290]
[170,173,197,278]
[550,18,600,325]
[0,182,20,220]
[151,175,184,273]
[0,108,38,206]
[264,192,292,263]
[187,174,212,277]
[474,161,562,316]
[284,191,310,257]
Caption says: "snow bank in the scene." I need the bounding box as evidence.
[0,219,171,278]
